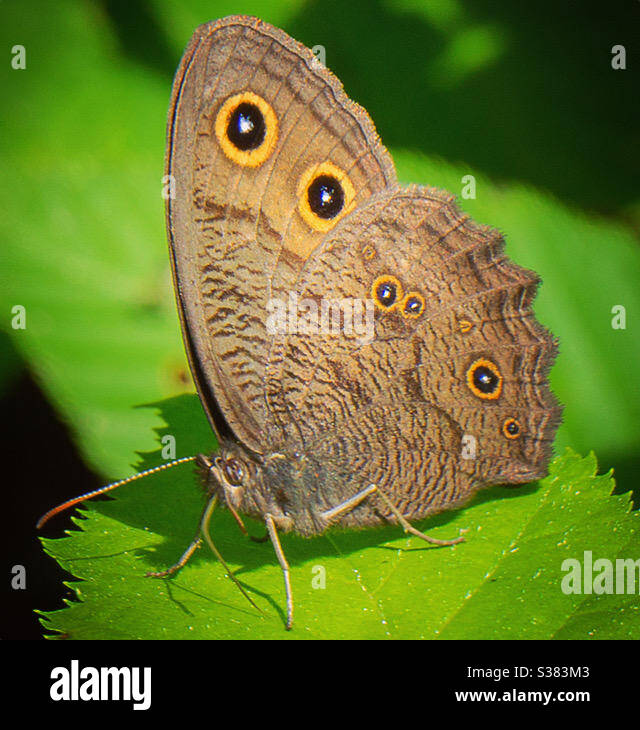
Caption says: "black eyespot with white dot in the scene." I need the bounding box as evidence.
[466,358,503,400]
[226,102,266,151]
[215,93,278,167]
[371,275,404,312]
[377,282,397,307]
[405,297,421,313]
[307,175,344,219]
[298,163,354,231]
[474,366,499,394]
[401,292,426,319]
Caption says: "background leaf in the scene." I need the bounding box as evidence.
[0,0,189,478]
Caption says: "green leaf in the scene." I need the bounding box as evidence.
[39,440,639,639]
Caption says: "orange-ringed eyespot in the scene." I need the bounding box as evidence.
[215,92,278,167]
[466,357,503,400]
[372,275,403,311]
[401,292,426,318]
[502,418,521,439]
[297,162,355,232]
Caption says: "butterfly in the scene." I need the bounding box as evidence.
[39,16,561,630]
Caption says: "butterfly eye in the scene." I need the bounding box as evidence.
[297,162,355,232]
[401,292,426,318]
[371,275,403,311]
[466,357,503,400]
[502,418,522,439]
[224,458,244,486]
[215,92,278,167]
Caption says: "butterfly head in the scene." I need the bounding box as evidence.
[197,443,256,514]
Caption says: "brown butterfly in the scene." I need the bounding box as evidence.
[39,15,561,630]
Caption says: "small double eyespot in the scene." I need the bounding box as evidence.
[401,292,426,318]
[372,275,402,311]
[371,275,426,319]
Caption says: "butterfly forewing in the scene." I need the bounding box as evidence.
[166,15,396,454]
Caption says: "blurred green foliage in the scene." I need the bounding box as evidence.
[1,0,638,637]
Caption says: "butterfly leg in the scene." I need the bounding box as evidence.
[225,496,269,541]
[145,497,212,578]
[145,537,202,578]
[264,513,293,630]
[224,491,269,542]
[320,484,378,523]
[373,485,465,546]
[225,498,249,534]
[150,493,263,617]
[320,484,464,546]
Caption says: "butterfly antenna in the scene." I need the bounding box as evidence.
[200,494,263,615]
[36,456,197,530]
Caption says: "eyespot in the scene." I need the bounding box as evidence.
[362,244,376,260]
[458,319,473,333]
[223,457,244,486]
[371,275,403,311]
[297,162,355,232]
[466,357,503,400]
[214,92,278,167]
[401,292,426,319]
[308,175,344,218]
[502,418,522,439]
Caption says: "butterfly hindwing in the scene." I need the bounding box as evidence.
[264,186,561,521]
